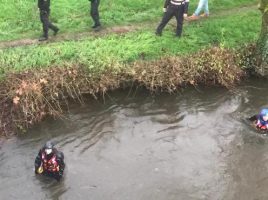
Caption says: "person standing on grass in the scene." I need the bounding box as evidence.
[187,0,209,21]
[89,0,101,30]
[38,0,59,41]
[155,0,187,38]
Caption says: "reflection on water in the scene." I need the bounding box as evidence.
[1,78,268,200]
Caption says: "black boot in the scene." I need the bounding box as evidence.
[53,28,59,36]
[91,24,101,29]
[155,32,162,36]
[39,36,48,41]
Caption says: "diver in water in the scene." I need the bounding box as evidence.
[249,108,268,130]
[34,141,65,181]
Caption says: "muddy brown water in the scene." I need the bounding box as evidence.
[1,78,268,200]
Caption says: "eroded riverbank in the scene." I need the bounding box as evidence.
[0,46,250,136]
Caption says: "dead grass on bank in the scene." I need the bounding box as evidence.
[130,47,245,92]
[0,47,246,136]
[0,66,123,136]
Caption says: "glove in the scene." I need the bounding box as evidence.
[163,8,167,12]
[35,162,43,174]
[37,166,43,174]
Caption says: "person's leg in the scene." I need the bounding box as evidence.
[156,6,174,36]
[91,0,101,28]
[204,0,209,15]
[199,0,209,17]
[175,5,184,37]
[194,0,206,16]
[47,11,59,35]
[40,11,49,40]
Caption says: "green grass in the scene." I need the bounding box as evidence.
[0,9,260,78]
[0,0,257,41]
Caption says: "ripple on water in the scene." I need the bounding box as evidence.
[1,81,268,200]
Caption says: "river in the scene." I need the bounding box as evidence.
[1,78,268,200]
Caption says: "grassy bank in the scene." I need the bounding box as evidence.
[0,9,260,76]
[0,0,257,41]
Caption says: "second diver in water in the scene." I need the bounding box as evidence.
[249,108,268,131]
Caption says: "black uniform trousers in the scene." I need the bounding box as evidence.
[40,10,58,38]
[90,0,100,26]
[156,4,184,36]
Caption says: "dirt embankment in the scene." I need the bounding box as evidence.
[0,46,255,137]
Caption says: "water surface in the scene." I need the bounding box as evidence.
[1,79,268,200]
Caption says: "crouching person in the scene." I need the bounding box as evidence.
[255,108,268,130]
[35,141,65,181]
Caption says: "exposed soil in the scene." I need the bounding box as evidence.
[0,25,141,49]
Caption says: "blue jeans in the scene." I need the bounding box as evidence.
[194,0,209,16]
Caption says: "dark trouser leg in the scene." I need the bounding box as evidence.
[40,11,49,38]
[184,2,189,15]
[91,0,100,26]
[175,5,184,37]
[156,6,175,35]
[40,10,58,38]
[48,21,59,33]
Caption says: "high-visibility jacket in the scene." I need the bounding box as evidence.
[41,152,59,172]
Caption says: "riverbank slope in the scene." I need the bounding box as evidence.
[0,0,261,136]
